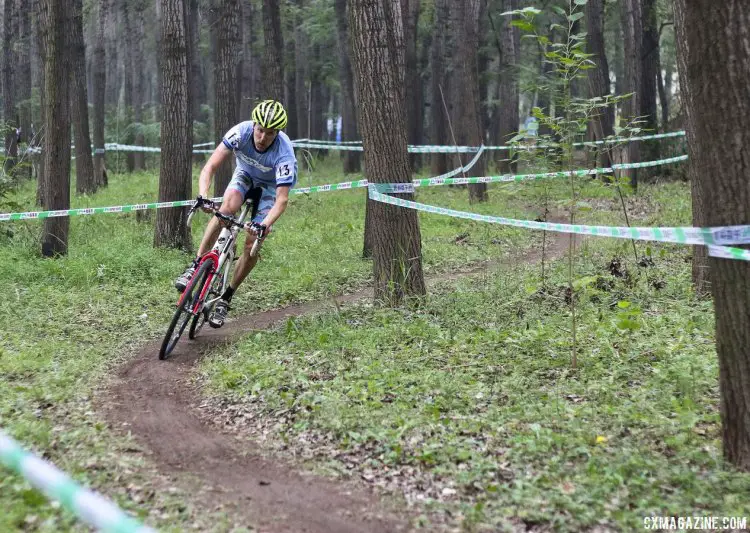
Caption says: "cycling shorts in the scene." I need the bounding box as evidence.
[225,168,282,225]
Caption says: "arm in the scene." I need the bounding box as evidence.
[260,185,290,228]
[198,144,232,198]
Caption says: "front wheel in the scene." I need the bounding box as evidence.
[159,259,215,359]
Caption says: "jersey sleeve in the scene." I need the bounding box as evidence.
[274,158,298,187]
[222,122,252,151]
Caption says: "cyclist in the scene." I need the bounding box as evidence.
[175,99,298,328]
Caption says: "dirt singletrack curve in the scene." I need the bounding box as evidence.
[102,231,572,533]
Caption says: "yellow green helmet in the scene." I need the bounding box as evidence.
[252,99,288,130]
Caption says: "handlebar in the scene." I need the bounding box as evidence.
[186,197,261,235]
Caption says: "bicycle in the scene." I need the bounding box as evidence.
[158,195,264,360]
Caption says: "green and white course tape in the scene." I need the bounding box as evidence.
[708,245,750,262]
[0,430,156,533]
[0,152,684,222]
[368,185,750,251]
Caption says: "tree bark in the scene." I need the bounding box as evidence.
[294,0,308,140]
[239,0,256,119]
[92,0,108,189]
[284,4,297,139]
[155,0,192,250]
[620,0,642,190]
[133,0,147,171]
[261,0,284,101]
[640,0,660,172]
[334,0,361,173]
[429,0,448,175]
[675,0,750,472]
[3,0,18,174]
[33,0,47,205]
[454,0,486,202]
[496,0,519,173]
[212,0,240,196]
[71,0,96,194]
[16,0,32,177]
[122,0,135,172]
[349,0,426,305]
[40,0,73,257]
[402,0,421,172]
[586,0,614,168]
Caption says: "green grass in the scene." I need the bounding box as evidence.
[198,173,750,530]
[0,154,543,531]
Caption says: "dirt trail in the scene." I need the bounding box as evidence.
[102,232,571,533]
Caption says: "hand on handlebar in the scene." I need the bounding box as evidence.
[248,222,267,239]
[195,195,215,214]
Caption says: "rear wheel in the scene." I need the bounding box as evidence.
[159,259,215,359]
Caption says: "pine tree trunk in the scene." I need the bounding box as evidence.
[40,0,73,257]
[620,0,642,190]
[675,0,750,472]
[430,0,448,175]
[16,0,32,180]
[155,0,192,250]
[122,0,135,172]
[133,1,146,171]
[640,0,660,173]
[497,0,519,173]
[284,7,297,139]
[3,0,18,174]
[71,0,96,194]
[454,0,486,202]
[334,0,361,173]
[261,0,284,101]
[349,0,426,305]
[212,0,240,196]
[92,0,108,189]
[105,0,118,106]
[402,0,421,172]
[586,0,615,168]
[239,0,256,119]
[294,0,308,140]
[33,0,47,205]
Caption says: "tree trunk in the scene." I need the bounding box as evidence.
[133,0,146,171]
[188,0,202,123]
[92,0,108,189]
[155,0,192,250]
[402,0,421,172]
[261,0,283,101]
[640,0,660,172]
[121,0,135,172]
[496,0,519,173]
[454,0,486,202]
[430,0,448,175]
[16,0,32,179]
[212,0,240,196]
[294,0,308,140]
[33,0,47,205]
[3,0,18,174]
[675,0,750,472]
[71,0,96,194]
[586,0,614,167]
[284,5,297,139]
[40,0,73,257]
[105,0,119,106]
[349,0,426,305]
[620,0,642,190]
[334,0,361,173]
[239,0,256,119]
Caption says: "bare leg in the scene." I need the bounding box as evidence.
[196,190,244,257]
[230,233,262,289]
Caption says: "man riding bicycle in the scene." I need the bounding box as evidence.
[175,99,298,328]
